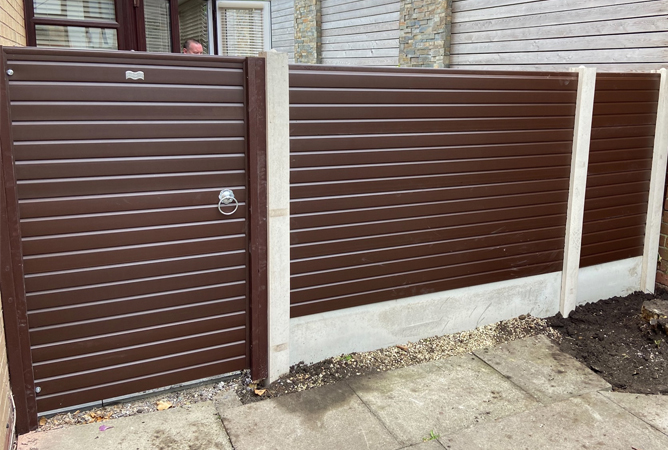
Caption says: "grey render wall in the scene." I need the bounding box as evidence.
[279,0,668,70]
[320,0,401,66]
[450,0,668,71]
[272,0,295,62]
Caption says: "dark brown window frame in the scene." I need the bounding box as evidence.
[24,0,181,52]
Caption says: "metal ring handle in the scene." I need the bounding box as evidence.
[218,196,239,216]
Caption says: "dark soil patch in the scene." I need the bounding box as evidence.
[547,290,668,394]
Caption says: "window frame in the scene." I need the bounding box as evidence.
[24,0,182,52]
[215,0,271,57]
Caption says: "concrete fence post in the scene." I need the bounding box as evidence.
[641,68,668,292]
[560,67,596,317]
[260,50,291,383]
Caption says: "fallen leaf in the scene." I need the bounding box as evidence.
[99,425,113,432]
[254,389,266,396]
[156,400,172,411]
[397,345,409,352]
[39,417,47,426]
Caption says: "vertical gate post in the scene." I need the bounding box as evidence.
[641,68,668,292]
[560,66,596,317]
[0,49,38,433]
[260,50,291,383]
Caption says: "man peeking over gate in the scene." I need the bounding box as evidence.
[183,39,204,55]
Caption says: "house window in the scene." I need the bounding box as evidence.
[31,0,120,49]
[216,1,270,57]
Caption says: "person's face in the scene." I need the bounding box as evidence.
[183,43,204,54]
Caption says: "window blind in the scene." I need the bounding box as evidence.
[217,4,266,57]
[179,0,209,53]
[144,0,171,52]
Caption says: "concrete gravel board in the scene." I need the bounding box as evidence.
[600,391,668,435]
[221,381,399,450]
[474,335,611,404]
[440,392,668,450]
[346,354,539,447]
[17,401,233,450]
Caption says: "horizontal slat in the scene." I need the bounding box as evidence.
[9,82,245,103]
[29,297,246,344]
[290,88,578,104]
[21,203,246,236]
[292,190,568,230]
[34,329,245,381]
[18,187,246,219]
[15,155,245,179]
[23,235,246,274]
[14,138,245,160]
[27,267,246,311]
[12,120,245,141]
[290,260,562,317]
[292,202,567,245]
[292,214,566,263]
[10,102,245,121]
[291,130,575,152]
[291,143,571,168]
[291,116,575,135]
[450,47,668,65]
[36,355,246,413]
[31,313,245,362]
[292,166,570,199]
[17,172,246,199]
[36,342,245,395]
[293,229,564,285]
[25,251,246,292]
[6,61,244,85]
[292,179,568,214]
[291,154,571,184]
[290,104,578,120]
[290,70,578,90]
[22,218,246,255]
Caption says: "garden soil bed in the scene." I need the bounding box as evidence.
[547,290,668,395]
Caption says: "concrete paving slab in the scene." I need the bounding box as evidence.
[440,392,668,450]
[403,439,446,449]
[347,354,539,447]
[221,381,399,450]
[474,335,610,404]
[601,391,668,435]
[17,401,232,450]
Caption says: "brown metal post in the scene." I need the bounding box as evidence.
[0,48,38,433]
[245,57,268,380]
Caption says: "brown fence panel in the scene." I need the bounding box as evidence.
[580,73,660,268]
[1,48,267,417]
[289,65,578,317]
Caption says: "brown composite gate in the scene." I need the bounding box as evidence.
[0,47,267,431]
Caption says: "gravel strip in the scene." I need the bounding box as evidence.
[38,314,560,431]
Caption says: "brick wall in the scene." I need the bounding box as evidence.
[399,0,451,67]
[294,0,320,64]
[0,0,26,46]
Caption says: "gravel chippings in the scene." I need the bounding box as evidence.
[38,314,560,431]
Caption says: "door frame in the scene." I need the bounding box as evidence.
[0,47,268,434]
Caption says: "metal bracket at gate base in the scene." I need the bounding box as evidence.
[218,189,239,216]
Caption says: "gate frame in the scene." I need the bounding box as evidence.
[0,47,269,434]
